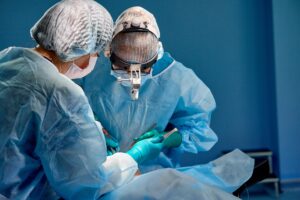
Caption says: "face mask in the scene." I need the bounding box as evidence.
[110,70,131,87]
[64,56,97,79]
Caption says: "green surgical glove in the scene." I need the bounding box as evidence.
[127,135,164,164]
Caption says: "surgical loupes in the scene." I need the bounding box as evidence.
[116,64,141,100]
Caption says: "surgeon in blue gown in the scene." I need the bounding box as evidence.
[0,1,144,199]
[79,5,218,171]
[77,6,254,196]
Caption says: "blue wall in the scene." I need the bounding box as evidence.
[0,0,299,184]
[272,0,300,182]
[0,0,56,48]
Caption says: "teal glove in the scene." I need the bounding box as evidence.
[134,128,182,148]
[133,129,161,142]
[105,135,119,156]
[102,128,119,156]
[127,135,164,164]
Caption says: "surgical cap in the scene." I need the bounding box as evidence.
[113,6,160,39]
[30,0,113,62]
[111,32,158,64]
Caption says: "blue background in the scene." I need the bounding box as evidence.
[0,0,299,187]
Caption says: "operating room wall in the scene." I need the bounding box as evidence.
[0,0,298,183]
[272,0,300,183]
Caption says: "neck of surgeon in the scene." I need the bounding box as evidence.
[34,46,71,74]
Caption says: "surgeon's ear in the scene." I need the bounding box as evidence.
[104,50,111,58]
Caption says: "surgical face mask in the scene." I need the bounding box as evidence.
[64,56,97,79]
[110,70,131,87]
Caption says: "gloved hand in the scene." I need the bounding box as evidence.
[102,128,119,156]
[134,128,182,148]
[127,135,164,164]
[105,135,119,156]
[133,129,161,142]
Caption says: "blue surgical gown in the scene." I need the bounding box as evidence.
[0,47,137,200]
[77,52,254,194]
[77,52,218,171]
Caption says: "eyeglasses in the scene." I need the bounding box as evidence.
[110,52,157,74]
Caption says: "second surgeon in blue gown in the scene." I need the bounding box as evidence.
[76,7,255,196]
[78,6,218,172]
